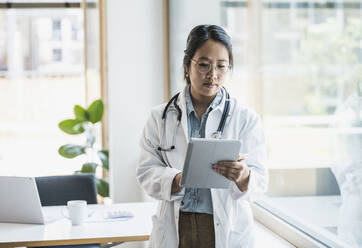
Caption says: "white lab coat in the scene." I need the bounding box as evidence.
[136,87,268,248]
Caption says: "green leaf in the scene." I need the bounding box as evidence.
[58,119,84,135]
[74,105,88,122]
[81,162,98,173]
[58,144,86,158]
[98,150,109,170]
[87,100,104,124]
[96,178,109,197]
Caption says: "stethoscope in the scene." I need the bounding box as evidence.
[157,87,231,153]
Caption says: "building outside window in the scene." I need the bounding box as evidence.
[52,48,62,61]
[0,1,87,176]
[52,19,61,40]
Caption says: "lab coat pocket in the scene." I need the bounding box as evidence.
[228,228,251,248]
[150,214,166,247]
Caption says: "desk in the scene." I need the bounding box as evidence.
[0,202,157,248]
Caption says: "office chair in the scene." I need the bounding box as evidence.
[34,174,99,248]
[35,174,98,206]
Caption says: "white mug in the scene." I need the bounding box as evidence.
[66,200,87,225]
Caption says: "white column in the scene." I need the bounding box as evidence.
[107,0,164,203]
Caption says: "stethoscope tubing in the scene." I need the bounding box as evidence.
[157,87,230,154]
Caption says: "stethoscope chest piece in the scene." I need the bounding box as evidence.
[211,131,222,139]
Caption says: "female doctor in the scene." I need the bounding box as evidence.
[137,24,268,248]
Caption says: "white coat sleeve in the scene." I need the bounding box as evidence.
[136,111,183,201]
[230,112,269,201]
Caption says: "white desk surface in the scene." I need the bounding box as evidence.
[0,200,295,248]
[0,202,157,248]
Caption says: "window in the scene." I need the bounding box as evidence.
[169,0,362,247]
[0,1,87,176]
[52,19,62,40]
[52,48,62,61]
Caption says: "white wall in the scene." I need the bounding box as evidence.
[107,0,164,203]
[169,0,222,94]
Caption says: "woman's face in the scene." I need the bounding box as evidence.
[187,40,230,100]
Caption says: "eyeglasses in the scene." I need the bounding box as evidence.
[191,58,230,75]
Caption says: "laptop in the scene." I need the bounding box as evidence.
[0,176,59,224]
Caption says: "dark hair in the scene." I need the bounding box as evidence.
[183,24,233,84]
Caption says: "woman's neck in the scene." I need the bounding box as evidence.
[190,88,215,109]
[189,87,216,119]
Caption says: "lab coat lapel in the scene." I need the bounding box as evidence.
[177,87,189,144]
[162,88,189,171]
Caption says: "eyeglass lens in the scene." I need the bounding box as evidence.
[195,59,229,74]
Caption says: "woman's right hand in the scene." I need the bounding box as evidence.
[171,173,183,194]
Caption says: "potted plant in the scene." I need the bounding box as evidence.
[58,99,109,198]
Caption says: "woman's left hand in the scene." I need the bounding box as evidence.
[212,154,250,192]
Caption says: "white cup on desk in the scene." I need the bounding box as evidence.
[65,200,88,225]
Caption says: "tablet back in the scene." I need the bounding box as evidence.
[181,138,242,188]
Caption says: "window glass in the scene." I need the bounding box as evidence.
[0,6,86,176]
[260,1,361,247]
[170,0,362,247]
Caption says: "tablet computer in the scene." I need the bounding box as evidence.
[180,138,242,188]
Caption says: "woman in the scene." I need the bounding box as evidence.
[137,24,268,248]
